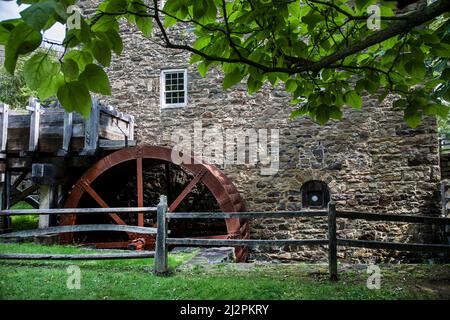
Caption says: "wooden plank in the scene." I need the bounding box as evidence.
[12,171,28,190]
[11,184,39,206]
[0,224,157,238]
[0,251,155,260]
[38,184,55,229]
[98,139,136,150]
[166,238,328,246]
[336,211,450,225]
[337,239,450,253]
[166,210,328,219]
[137,156,144,226]
[27,98,40,152]
[327,202,338,281]
[80,99,99,155]
[0,206,157,216]
[57,111,73,156]
[155,195,168,275]
[0,103,8,152]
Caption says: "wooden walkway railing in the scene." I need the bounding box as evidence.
[1,196,450,281]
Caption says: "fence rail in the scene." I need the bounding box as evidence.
[155,196,450,280]
[0,197,450,281]
[0,207,157,261]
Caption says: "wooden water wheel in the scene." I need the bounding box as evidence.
[60,146,249,261]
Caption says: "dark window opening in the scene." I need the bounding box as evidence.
[301,180,330,209]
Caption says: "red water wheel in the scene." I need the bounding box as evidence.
[61,146,249,261]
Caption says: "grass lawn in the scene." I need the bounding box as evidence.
[9,202,38,231]
[1,242,449,300]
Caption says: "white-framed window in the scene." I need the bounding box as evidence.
[160,68,188,109]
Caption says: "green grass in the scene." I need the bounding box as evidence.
[0,243,449,300]
[10,202,38,231]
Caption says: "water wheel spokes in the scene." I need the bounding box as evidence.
[61,146,249,261]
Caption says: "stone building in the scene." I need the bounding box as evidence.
[79,0,443,262]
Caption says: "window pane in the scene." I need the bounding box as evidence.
[163,70,186,105]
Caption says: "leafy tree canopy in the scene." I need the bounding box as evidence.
[1,0,449,126]
[0,55,36,109]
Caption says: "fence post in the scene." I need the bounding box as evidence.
[155,194,168,275]
[328,201,338,281]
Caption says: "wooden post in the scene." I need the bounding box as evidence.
[81,99,99,155]
[328,201,338,281]
[57,111,73,156]
[0,171,11,233]
[32,163,59,229]
[28,98,40,152]
[38,185,55,229]
[0,103,9,153]
[155,195,168,275]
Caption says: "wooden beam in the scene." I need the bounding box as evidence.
[78,179,129,227]
[137,156,144,226]
[27,98,40,152]
[168,169,207,212]
[57,111,73,156]
[38,184,55,229]
[337,239,450,253]
[166,211,328,219]
[0,224,157,238]
[12,171,28,190]
[98,139,136,150]
[166,238,328,246]
[81,99,99,155]
[0,206,157,216]
[0,251,155,260]
[336,211,450,225]
[11,184,39,207]
[0,103,8,153]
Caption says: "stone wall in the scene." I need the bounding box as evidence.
[79,1,443,262]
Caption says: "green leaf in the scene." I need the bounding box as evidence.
[285,79,297,93]
[91,39,112,66]
[344,91,362,109]
[61,58,80,79]
[223,68,244,89]
[4,22,42,74]
[405,60,426,79]
[57,81,92,118]
[37,73,65,100]
[136,16,153,37]
[329,105,343,120]
[316,104,330,125]
[0,19,21,45]
[443,87,450,102]
[441,68,450,81]
[91,15,119,32]
[198,61,209,77]
[79,64,111,95]
[247,76,262,95]
[64,50,94,71]
[102,30,123,55]
[20,1,56,31]
[404,112,421,128]
[105,0,127,13]
[23,52,60,90]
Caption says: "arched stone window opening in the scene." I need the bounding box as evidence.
[301,180,330,209]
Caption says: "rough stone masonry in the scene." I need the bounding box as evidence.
[79,0,443,263]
